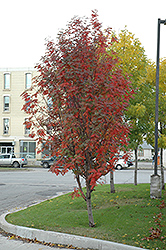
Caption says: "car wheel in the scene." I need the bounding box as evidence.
[116,164,122,170]
[43,162,49,168]
[13,161,20,168]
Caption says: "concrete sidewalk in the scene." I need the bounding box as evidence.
[0,211,145,250]
[0,233,65,250]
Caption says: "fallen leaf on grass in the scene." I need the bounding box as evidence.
[8,235,15,240]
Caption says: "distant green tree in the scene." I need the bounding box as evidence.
[111,28,148,185]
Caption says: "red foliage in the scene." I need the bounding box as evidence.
[142,200,165,241]
[21,10,133,205]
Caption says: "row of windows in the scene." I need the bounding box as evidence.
[0,141,36,159]
[2,118,30,135]
[3,73,32,89]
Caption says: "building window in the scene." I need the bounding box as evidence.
[3,118,9,134]
[25,94,31,111]
[25,73,32,89]
[20,141,36,158]
[4,73,10,89]
[25,118,30,135]
[138,148,144,157]
[4,96,10,111]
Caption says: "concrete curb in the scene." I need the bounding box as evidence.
[0,212,144,250]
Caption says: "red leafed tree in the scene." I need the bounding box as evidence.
[22,10,133,227]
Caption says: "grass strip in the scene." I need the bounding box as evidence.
[6,183,166,249]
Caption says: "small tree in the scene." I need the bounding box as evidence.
[110,28,148,185]
[110,170,115,193]
[126,103,146,185]
[22,10,133,227]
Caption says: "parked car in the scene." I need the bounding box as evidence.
[41,155,133,170]
[115,158,133,170]
[127,159,133,167]
[0,154,28,168]
[41,156,57,168]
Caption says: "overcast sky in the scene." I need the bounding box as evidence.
[1,0,166,68]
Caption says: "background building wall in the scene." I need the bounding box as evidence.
[0,68,41,162]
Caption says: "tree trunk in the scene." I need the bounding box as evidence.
[134,148,138,185]
[110,170,115,193]
[86,183,95,227]
[76,174,86,200]
[160,148,165,190]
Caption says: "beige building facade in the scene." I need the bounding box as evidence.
[0,68,40,161]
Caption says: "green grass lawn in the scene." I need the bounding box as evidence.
[6,183,166,249]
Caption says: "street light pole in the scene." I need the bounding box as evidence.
[154,18,166,176]
[151,18,166,199]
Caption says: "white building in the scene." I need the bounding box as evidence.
[0,68,40,161]
[135,141,166,166]
[138,141,153,160]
